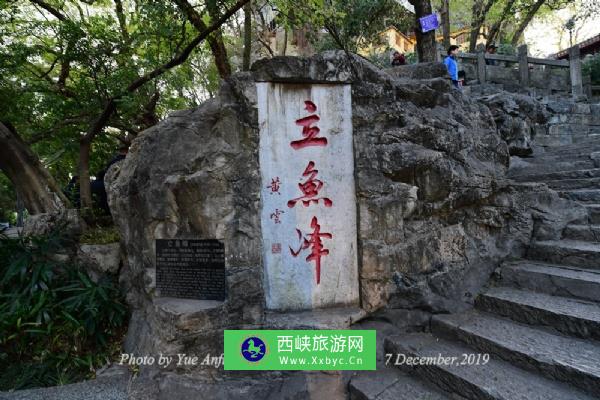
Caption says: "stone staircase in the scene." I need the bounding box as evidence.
[350,137,600,399]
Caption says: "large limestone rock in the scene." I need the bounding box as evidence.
[475,92,549,156]
[76,242,121,281]
[22,208,85,238]
[385,62,449,80]
[107,51,583,370]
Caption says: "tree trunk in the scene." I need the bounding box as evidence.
[79,99,117,208]
[282,27,288,56]
[78,137,93,209]
[206,0,232,78]
[441,0,450,48]
[209,33,231,78]
[486,0,516,47]
[511,0,545,46]
[469,0,496,52]
[173,0,232,78]
[409,0,437,62]
[0,122,69,214]
[243,1,252,70]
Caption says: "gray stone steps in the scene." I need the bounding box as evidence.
[431,310,600,396]
[510,168,600,183]
[545,177,600,190]
[539,135,600,149]
[536,146,600,157]
[348,369,452,400]
[509,160,597,177]
[475,286,600,340]
[527,239,600,269]
[501,261,600,302]
[540,136,600,151]
[586,205,600,224]
[384,332,595,400]
[539,142,600,155]
[265,306,366,329]
[531,156,595,165]
[519,153,595,165]
[563,224,600,242]
[559,189,600,202]
[537,146,600,156]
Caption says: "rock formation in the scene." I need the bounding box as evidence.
[105,51,586,395]
[353,136,600,400]
[475,92,549,156]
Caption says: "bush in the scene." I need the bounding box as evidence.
[404,52,417,64]
[496,43,517,56]
[364,49,417,69]
[364,49,393,69]
[0,229,127,390]
[79,225,120,245]
[583,53,600,86]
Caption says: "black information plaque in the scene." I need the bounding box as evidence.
[156,239,225,301]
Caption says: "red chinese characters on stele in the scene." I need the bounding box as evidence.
[287,161,333,208]
[289,216,332,284]
[286,99,336,285]
[268,98,335,285]
[290,101,327,150]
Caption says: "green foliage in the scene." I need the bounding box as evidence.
[0,0,225,216]
[497,43,517,55]
[0,230,127,390]
[437,0,573,45]
[364,49,393,69]
[79,226,120,245]
[404,52,417,64]
[0,174,15,224]
[583,53,600,86]
[364,49,417,68]
[273,0,413,53]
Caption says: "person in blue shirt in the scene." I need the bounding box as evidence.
[444,45,460,89]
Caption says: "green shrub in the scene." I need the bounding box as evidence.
[0,229,127,390]
[364,49,417,69]
[496,43,516,56]
[583,53,600,86]
[364,49,393,69]
[404,52,417,64]
[79,225,120,245]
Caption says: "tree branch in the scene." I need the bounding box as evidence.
[487,0,516,46]
[469,0,497,52]
[114,0,130,43]
[256,35,275,57]
[26,61,78,99]
[127,0,248,94]
[172,0,232,78]
[511,0,546,45]
[29,0,67,21]
[84,0,250,142]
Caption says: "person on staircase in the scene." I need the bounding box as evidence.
[485,44,498,66]
[444,45,461,90]
[391,51,406,66]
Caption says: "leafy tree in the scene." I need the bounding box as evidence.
[271,0,413,54]
[0,0,248,214]
[433,0,573,52]
[583,53,600,86]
